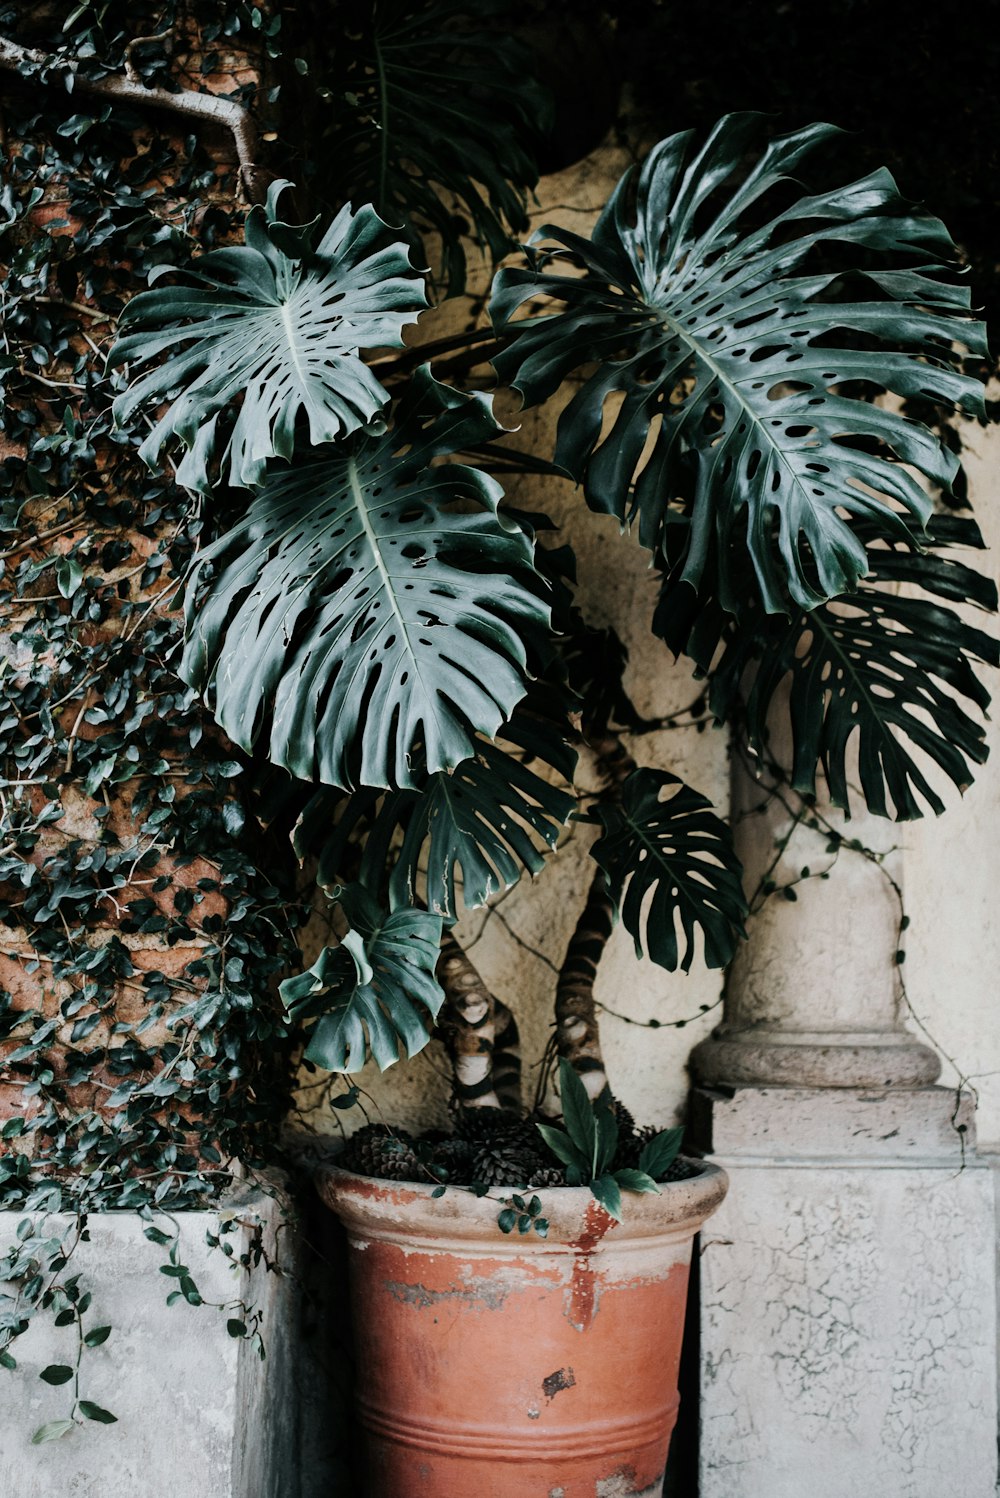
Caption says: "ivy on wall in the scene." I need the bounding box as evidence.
[0,1,303,1434]
[0,0,554,1439]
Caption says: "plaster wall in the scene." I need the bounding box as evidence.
[700,1153,998,1498]
[0,1191,303,1498]
[903,412,1000,1147]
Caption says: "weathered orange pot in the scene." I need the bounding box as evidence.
[317,1160,728,1498]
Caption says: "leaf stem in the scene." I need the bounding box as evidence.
[369,325,498,375]
[374,32,390,216]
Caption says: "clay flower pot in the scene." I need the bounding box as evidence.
[317,1160,728,1498]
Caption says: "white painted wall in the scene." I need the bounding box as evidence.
[904,410,1000,1148]
[0,1191,303,1498]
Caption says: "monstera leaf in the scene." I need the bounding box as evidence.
[280,883,443,1073]
[294,705,577,918]
[110,181,426,491]
[491,114,986,615]
[181,369,549,788]
[669,515,998,821]
[321,0,550,293]
[590,768,746,972]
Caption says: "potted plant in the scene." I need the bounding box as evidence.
[99,89,995,1491]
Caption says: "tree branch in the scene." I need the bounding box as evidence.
[555,866,613,1097]
[555,728,638,1097]
[0,34,271,204]
[490,997,522,1112]
[436,932,501,1110]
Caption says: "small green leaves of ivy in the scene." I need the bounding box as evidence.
[78,1400,117,1424]
[280,883,444,1073]
[31,1419,77,1445]
[497,1194,548,1238]
[29,1276,117,1442]
[534,1061,657,1222]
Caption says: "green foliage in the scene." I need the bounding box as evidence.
[658,515,1000,819]
[491,114,986,615]
[638,1127,684,1181]
[310,0,551,293]
[1,1,269,88]
[0,41,299,1412]
[0,71,298,1193]
[590,769,747,971]
[281,883,444,1072]
[32,1419,76,1445]
[0,0,996,1282]
[535,1061,667,1221]
[295,704,577,918]
[496,1191,548,1237]
[181,369,549,788]
[78,1401,117,1423]
[110,183,426,492]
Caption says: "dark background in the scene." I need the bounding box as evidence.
[539,0,1000,359]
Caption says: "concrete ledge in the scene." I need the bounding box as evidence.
[0,1189,304,1498]
[691,1084,976,1162]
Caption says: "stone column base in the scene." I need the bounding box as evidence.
[0,1188,305,1498]
[690,1026,942,1089]
[692,1086,998,1498]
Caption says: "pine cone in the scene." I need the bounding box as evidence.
[526,1163,566,1189]
[609,1097,637,1138]
[613,1123,650,1171]
[469,1139,542,1188]
[340,1124,420,1181]
[428,1136,475,1182]
[454,1106,535,1150]
[659,1155,698,1183]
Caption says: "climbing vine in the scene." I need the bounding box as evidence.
[0,2,303,1437]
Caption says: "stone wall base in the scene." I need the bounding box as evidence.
[693,1086,999,1498]
[0,1188,309,1498]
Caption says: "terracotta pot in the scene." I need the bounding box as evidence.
[317,1160,728,1498]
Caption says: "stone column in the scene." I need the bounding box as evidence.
[689,740,999,1497]
[690,737,940,1090]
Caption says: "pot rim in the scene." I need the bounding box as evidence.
[316,1156,728,1252]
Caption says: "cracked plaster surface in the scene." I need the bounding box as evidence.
[0,1199,300,1498]
[700,1165,997,1498]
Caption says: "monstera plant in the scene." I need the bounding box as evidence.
[109,112,994,1208]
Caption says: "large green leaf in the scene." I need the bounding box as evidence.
[664,515,998,820]
[110,181,426,491]
[293,704,576,918]
[181,369,549,789]
[280,883,443,1073]
[590,768,747,972]
[491,114,986,615]
[319,0,550,293]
